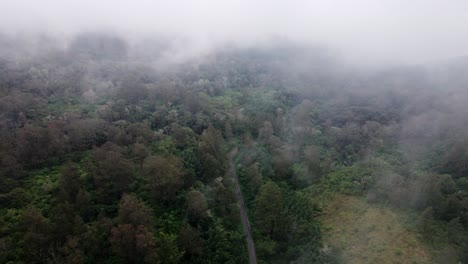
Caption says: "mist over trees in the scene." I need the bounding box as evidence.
[0,31,467,263]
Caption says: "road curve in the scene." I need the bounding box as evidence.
[227,147,257,264]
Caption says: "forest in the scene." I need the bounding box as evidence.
[0,32,467,264]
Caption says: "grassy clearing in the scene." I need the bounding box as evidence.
[320,195,434,264]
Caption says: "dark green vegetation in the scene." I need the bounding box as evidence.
[0,33,468,263]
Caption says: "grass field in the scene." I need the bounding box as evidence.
[320,195,434,264]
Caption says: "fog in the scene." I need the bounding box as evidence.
[1,0,468,66]
[1,1,468,263]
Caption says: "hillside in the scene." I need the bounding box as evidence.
[0,33,467,263]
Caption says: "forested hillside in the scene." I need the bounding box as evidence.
[0,33,467,264]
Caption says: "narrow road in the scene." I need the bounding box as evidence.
[227,147,257,264]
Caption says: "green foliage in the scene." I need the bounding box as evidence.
[210,90,241,110]
[312,166,372,196]
[236,144,275,180]
[0,208,24,262]
[457,177,468,194]
[244,89,289,114]
[155,211,185,234]
[2,187,32,208]
[291,163,309,187]
[178,146,202,177]
[256,238,278,259]
[254,181,286,239]
[26,167,60,213]
[150,137,178,156]
[47,96,82,115]
[204,218,247,264]
[2,38,468,263]
[156,232,184,264]
[198,127,227,181]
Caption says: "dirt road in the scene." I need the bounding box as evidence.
[227,147,257,264]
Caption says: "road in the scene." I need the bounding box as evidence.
[227,147,257,264]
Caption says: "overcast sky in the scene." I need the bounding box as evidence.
[1,0,468,65]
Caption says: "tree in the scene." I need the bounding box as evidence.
[52,236,85,264]
[0,93,45,126]
[143,155,185,202]
[169,123,197,148]
[115,76,148,104]
[21,207,52,263]
[79,215,114,262]
[246,162,263,191]
[155,232,184,264]
[272,150,292,179]
[418,207,435,243]
[88,144,134,203]
[0,152,24,191]
[258,121,274,143]
[110,224,157,264]
[254,181,286,239]
[447,217,465,246]
[131,143,150,161]
[15,125,50,166]
[57,162,83,205]
[187,189,209,219]
[127,123,154,144]
[199,126,227,181]
[205,219,246,264]
[66,118,111,150]
[117,193,153,226]
[56,164,90,214]
[50,202,85,242]
[224,122,233,139]
[115,122,155,145]
[303,145,322,183]
[110,193,158,264]
[178,225,205,258]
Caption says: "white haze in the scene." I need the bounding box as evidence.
[1,0,468,66]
